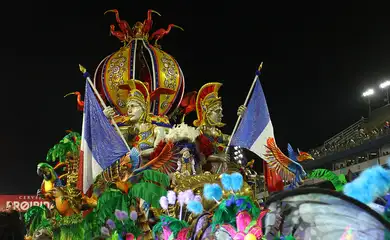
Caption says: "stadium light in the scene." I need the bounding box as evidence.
[362,88,374,117]
[380,80,390,105]
[380,80,390,89]
[362,89,374,97]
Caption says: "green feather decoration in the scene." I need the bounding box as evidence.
[140,170,170,188]
[212,200,236,229]
[152,218,165,237]
[130,182,167,208]
[57,213,83,226]
[24,205,51,236]
[152,215,189,238]
[110,231,120,240]
[273,235,296,240]
[211,195,260,230]
[383,209,390,240]
[307,169,347,191]
[82,187,142,238]
[47,213,85,240]
[83,211,101,239]
[46,131,81,162]
[94,188,133,224]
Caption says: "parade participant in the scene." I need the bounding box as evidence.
[175,147,196,176]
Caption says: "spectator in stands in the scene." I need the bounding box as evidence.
[309,120,390,159]
[0,209,25,240]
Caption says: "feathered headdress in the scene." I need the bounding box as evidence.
[165,123,200,143]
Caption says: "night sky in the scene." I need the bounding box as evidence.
[1,1,389,194]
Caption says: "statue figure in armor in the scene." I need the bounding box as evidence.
[193,83,230,173]
[104,79,170,161]
[193,82,246,173]
[196,84,227,140]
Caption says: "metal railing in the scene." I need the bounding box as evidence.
[310,124,390,159]
[324,117,367,146]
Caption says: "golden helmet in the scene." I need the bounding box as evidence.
[193,82,223,127]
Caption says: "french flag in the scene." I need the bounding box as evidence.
[230,77,284,192]
[77,82,129,194]
[230,77,274,157]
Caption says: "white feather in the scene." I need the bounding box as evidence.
[165,123,200,143]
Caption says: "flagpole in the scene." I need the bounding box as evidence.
[226,63,263,153]
[79,64,131,152]
[263,160,268,201]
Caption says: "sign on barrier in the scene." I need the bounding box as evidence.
[0,195,51,212]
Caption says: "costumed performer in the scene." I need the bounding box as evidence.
[175,147,196,176]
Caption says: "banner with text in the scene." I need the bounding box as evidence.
[0,195,51,212]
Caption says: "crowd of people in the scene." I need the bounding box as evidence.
[309,121,390,159]
[0,209,25,239]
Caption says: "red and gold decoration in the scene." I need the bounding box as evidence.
[97,9,185,117]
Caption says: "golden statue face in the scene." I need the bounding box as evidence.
[126,100,145,123]
[206,103,223,126]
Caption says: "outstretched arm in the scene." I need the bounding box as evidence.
[176,160,182,172]
[140,126,168,159]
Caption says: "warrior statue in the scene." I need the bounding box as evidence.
[193,82,245,173]
[104,79,172,161]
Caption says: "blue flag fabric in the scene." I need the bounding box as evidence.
[83,82,129,169]
[230,78,274,157]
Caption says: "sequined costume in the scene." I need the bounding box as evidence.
[176,156,196,176]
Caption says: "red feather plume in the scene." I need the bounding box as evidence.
[196,135,214,157]
[196,85,215,117]
[180,91,197,115]
[149,140,167,160]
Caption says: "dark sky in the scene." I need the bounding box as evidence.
[1,1,390,194]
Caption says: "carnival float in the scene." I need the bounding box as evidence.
[24,8,390,240]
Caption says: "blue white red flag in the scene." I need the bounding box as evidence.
[77,82,129,194]
[230,78,274,158]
